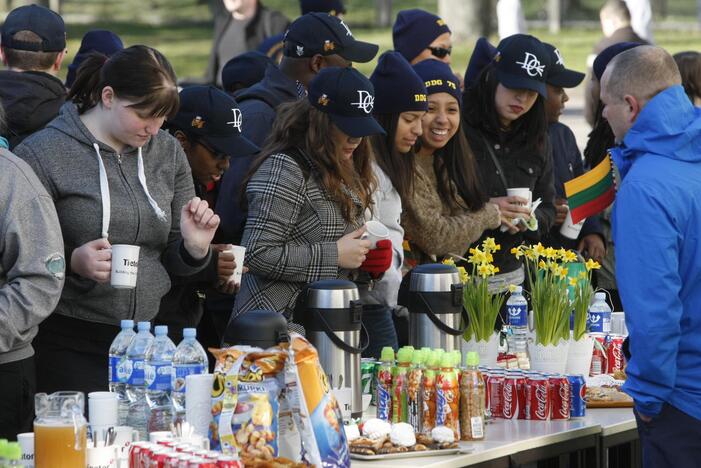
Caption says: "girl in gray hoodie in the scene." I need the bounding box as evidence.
[14,45,220,396]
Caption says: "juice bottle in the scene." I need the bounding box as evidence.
[407,349,424,433]
[375,346,394,421]
[435,353,460,440]
[421,351,438,433]
[391,347,412,423]
[460,351,486,441]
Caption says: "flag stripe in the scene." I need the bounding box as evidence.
[570,187,616,224]
[564,156,612,196]
[567,172,615,208]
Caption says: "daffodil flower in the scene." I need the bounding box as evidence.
[585,259,602,271]
[569,277,579,287]
[544,246,557,259]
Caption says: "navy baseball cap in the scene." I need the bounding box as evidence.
[66,30,124,88]
[300,0,346,16]
[370,51,428,115]
[593,42,643,81]
[1,4,66,52]
[413,59,461,104]
[308,67,386,138]
[257,33,284,62]
[283,12,378,63]
[493,34,550,97]
[464,37,497,89]
[221,51,273,92]
[169,86,259,158]
[392,9,451,63]
[543,43,584,88]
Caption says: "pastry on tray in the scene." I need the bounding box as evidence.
[349,423,459,456]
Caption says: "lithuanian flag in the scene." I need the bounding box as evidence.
[564,155,616,224]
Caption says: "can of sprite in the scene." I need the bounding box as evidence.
[361,358,375,399]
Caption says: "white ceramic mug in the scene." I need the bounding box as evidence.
[112,426,138,464]
[361,220,390,249]
[148,431,173,443]
[88,392,119,436]
[86,445,117,468]
[16,432,34,467]
[110,244,140,289]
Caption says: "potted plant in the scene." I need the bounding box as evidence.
[511,243,576,373]
[448,238,506,367]
[566,258,602,374]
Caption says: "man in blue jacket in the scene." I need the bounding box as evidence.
[601,45,701,465]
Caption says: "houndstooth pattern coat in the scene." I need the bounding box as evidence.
[231,148,364,320]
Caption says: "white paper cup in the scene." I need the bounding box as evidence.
[223,245,246,285]
[112,426,138,464]
[148,431,173,443]
[185,373,215,437]
[361,220,390,249]
[110,244,140,289]
[87,445,117,468]
[506,187,532,207]
[560,207,585,240]
[16,432,34,467]
[88,391,119,435]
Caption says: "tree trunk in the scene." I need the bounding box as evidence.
[376,0,393,28]
[439,0,493,42]
[548,0,561,33]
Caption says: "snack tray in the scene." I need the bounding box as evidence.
[350,447,466,461]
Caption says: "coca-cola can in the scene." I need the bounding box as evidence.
[217,455,244,468]
[178,455,194,468]
[502,374,519,419]
[607,334,625,374]
[590,333,608,376]
[515,374,527,419]
[525,377,551,420]
[130,442,147,468]
[482,372,491,415]
[567,374,587,418]
[548,375,571,420]
[488,373,504,418]
[151,449,171,468]
[164,452,183,468]
[189,457,218,468]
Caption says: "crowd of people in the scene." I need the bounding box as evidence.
[1,0,700,465]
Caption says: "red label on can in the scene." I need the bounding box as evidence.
[526,377,551,420]
[607,334,625,374]
[488,374,504,418]
[549,376,571,420]
[502,375,521,419]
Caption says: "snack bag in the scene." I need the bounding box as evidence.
[288,333,350,467]
[209,346,287,462]
[210,347,248,452]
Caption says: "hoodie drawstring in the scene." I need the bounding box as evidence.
[94,143,111,238]
[93,144,168,239]
[137,147,167,222]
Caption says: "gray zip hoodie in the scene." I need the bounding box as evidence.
[14,103,211,325]
[0,148,65,364]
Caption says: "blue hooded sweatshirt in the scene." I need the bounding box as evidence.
[611,85,701,420]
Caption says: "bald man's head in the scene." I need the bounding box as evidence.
[600,46,681,141]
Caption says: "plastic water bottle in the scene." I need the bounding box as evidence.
[108,319,135,425]
[506,286,529,354]
[172,328,208,414]
[587,292,612,333]
[145,325,176,432]
[125,321,154,438]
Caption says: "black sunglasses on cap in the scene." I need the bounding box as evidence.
[428,46,452,59]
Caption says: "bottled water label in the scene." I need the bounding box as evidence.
[172,363,206,396]
[507,304,528,327]
[109,356,119,384]
[109,356,131,384]
[126,358,145,386]
[145,362,173,391]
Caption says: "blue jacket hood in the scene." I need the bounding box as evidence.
[611,85,701,178]
[234,63,298,109]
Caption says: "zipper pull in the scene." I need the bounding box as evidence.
[117,153,122,164]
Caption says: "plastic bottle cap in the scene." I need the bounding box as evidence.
[183,328,196,339]
[380,346,395,362]
[594,292,606,301]
[411,351,423,365]
[121,319,134,329]
[154,325,168,336]
[513,286,523,294]
[137,321,151,332]
[466,351,480,367]
[6,442,20,461]
[452,351,462,366]
[397,348,413,363]
[440,353,454,368]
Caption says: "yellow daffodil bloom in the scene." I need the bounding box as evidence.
[533,242,546,257]
[561,250,578,263]
[538,259,547,270]
[569,277,578,287]
[585,259,602,271]
[544,246,557,259]
[458,266,469,283]
[578,271,588,280]
[511,246,524,259]
[508,284,518,292]
[442,258,456,266]
[482,237,498,252]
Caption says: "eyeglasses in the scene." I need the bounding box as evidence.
[427,46,452,59]
[196,139,229,160]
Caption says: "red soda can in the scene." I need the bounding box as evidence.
[217,455,244,468]
[482,372,491,416]
[526,377,551,420]
[514,374,528,419]
[189,458,217,468]
[130,442,146,468]
[501,373,520,419]
[488,373,504,418]
[140,444,155,468]
[549,375,571,420]
[178,455,194,468]
[607,334,625,374]
[590,333,608,376]
[164,453,182,468]
[151,449,171,468]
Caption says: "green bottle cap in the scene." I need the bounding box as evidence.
[440,353,454,368]
[452,350,462,366]
[420,347,432,355]
[380,346,395,362]
[6,442,20,461]
[404,346,415,351]
[411,350,424,365]
[466,351,480,367]
[397,348,413,363]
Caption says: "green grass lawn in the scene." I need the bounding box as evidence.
[60,21,701,83]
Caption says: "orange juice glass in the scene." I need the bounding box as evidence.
[34,391,88,468]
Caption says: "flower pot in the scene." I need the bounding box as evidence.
[566,333,594,376]
[530,338,570,374]
[461,333,500,367]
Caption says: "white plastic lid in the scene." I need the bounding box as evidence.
[183,328,196,339]
[121,319,134,329]
[594,292,607,302]
[512,286,523,294]
[154,325,168,336]
[137,321,151,331]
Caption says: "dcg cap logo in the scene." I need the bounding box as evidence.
[227,108,243,132]
[516,52,545,77]
[350,90,374,113]
[554,48,565,66]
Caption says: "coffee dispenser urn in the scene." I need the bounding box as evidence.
[222,309,289,348]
